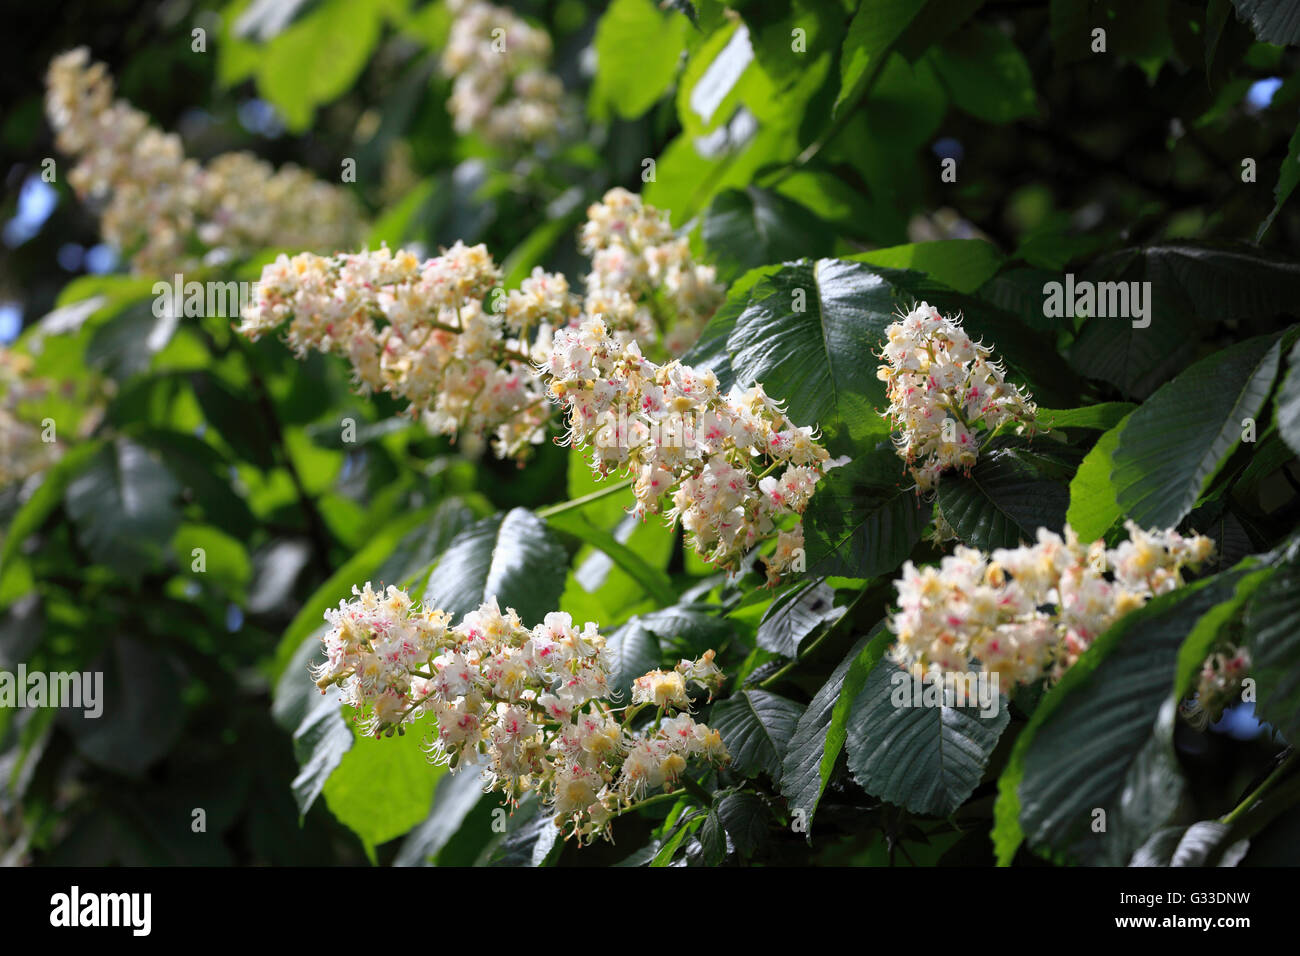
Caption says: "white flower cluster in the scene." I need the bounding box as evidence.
[877,302,1036,491]
[543,315,838,583]
[238,244,556,461]
[581,188,725,357]
[441,0,565,148]
[889,522,1216,686]
[0,350,62,486]
[1187,644,1252,728]
[311,584,730,843]
[236,190,723,458]
[45,48,364,275]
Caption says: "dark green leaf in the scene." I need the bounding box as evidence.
[781,625,892,830]
[845,654,1009,816]
[710,689,805,784]
[423,508,567,626]
[804,444,926,577]
[1112,334,1281,529]
[64,438,182,581]
[702,187,832,283]
[936,448,1069,550]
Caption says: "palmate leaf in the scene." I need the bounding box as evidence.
[423,508,567,626]
[725,257,895,452]
[803,443,927,578]
[1242,555,1300,743]
[755,580,842,657]
[1230,0,1300,45]
[394,768,492,867]
[690,256,1074,459]
[845,654,1009,817]
[1068,243,1300,397]
[604,622,662,700]
[64,437,182,583]
[936,448,1069,550]
[835,0,924,114]
[851,238,1002,293]
[589,0,689,121]
[319,716,446,861]
[1066,413,1131,541]
[1273,340,1300,457]
[710,689,806,786]
[993,569,1251,866]
[781,624,892,832]
[1111,334,1282,529]
[1130,821,1250,868]
[701,187,833,284]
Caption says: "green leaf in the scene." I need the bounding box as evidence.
[710,689,805,785]
[605,622,663,700]
[677,21,758,135]
[393,768,490,867]
[737,0,843,90]
[803,444,926,578]
[716,791,769,858]
[647,22,828,223]
[172,524,252,597]
[679,263,781,384]
[1112,334,1281,529]
[850,239,1003,294]
[1243,557,1300,742]
[367,178,437,249]
[701,187,832,284]
[488,798,564,867]
[1229,0,1300,45]
[1131,820,1250,867]
[1066,413,1131,541]
[928,21,1037,122]
[66,636,185,777]
[0,440,103,601]
[131,427,254,534]
[423,508,567,626]
[545,512,676,606]
[845,654,1009,816]
[1273,340,1300,457]
[936,448,1069,550]
[321,716,446,858]
[993,570,1247,865]
[289,681,354,818]
[1037,403,1135,431]
[781,625,892,831]
[836,0,924,113]
[1257,125,1300,241]
[698,807,728,865]
[755,581,842,657]
[626,604,733,658]
[190,372,277,470]
[590,0,689,120]
[724,258,897,451]
[1067,243,1300,397]
[64,438,182,582]
[257,0,384,131]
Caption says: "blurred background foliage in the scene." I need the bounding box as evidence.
[0,0,1298,865]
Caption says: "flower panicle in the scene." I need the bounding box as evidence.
[313,583,730,844]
